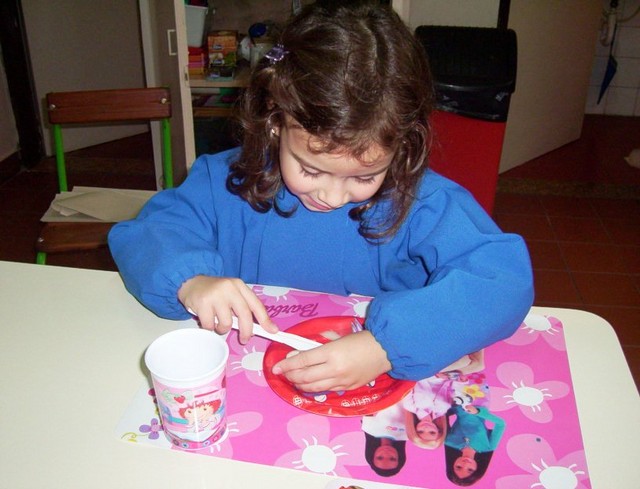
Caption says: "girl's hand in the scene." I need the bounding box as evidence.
[271,331,392,392]
[178,275,277,343]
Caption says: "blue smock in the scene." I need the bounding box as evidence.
[109,148,533,380]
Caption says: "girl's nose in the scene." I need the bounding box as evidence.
[318,183,348,208]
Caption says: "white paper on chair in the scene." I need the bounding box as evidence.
[41,186,157,222]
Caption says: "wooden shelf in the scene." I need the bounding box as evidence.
[189,65,251,89]
[192,106,236,118]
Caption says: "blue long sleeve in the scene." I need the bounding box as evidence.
[109,147,533,380]
[109,152,230,318]
[365,181,533,379]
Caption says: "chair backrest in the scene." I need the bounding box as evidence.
[46,87,173,191]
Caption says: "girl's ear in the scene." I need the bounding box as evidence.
[266,111,281,138]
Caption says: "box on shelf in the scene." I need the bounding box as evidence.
[207,30,238,75]
[207,66,235,80]
[188,47,207,75]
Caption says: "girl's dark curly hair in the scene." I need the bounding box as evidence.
[228,0,434,240]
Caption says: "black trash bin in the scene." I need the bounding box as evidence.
[416,25,517,122]
[415,26,517,213]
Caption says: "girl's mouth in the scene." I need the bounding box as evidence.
[306,198,335,212]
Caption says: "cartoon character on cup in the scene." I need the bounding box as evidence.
[179,399,223,432]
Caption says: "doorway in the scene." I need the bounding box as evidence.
[0,0,44,171]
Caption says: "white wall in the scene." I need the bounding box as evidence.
[21,0,146,155]
[208,0,303,32]
[398,0,499,29]
[500,0,602,172]
[586,0,640,115]
[395,0,602,173]
[0,46,19,162]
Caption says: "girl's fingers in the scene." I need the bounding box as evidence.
[233,307,255,343]
[194,308,216,330]
[213,308,234,334]
[238,284,278,333]
[285,362,345,393]
[273,348,342,391]
[179,276,276,340]
[273,346,324,375]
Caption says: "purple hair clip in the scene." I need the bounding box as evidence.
[264,44,289,64]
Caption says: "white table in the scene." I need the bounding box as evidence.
[1,261,638,488]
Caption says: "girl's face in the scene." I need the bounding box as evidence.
[278,118,392,212]
[453,455,477,479]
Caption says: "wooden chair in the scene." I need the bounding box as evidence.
[36,88,173,265]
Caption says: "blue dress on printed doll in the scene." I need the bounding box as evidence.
[445,405,506,452]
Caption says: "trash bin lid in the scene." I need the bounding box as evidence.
[415,26,517,93]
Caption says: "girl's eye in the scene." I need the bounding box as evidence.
[354,176,377,184]
[300,168,320,179]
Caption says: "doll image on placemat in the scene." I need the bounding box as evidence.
[444,404,506,486]
[361,403,408,477]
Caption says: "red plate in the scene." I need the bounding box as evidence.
[263,316,415,417]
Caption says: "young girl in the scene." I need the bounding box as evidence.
[109,0,533,392]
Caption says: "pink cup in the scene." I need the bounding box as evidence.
[144,328,229,450]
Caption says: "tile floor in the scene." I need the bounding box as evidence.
[493,193,640,389]
[1,114,638,389]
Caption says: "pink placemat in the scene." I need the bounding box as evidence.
[116,286,590,489]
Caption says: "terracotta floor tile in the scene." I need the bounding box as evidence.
[572,272,640,306]
[0,212,42,263]
[493,193,545,216]
[559,242,628,273]
[532,269,581,304]
[589,198,640,219]
[602,218,640,246]
[583,305,640,346]
[530,301,585,308]
[621,346,640,392]
[0,172,57,214]
[494,213,556,241]
[526,240,566,270]
[619,246,640,274]
[0,153,20,185]
[539,195,597,217]
[549,216,612,243]
[45,247,118,271]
